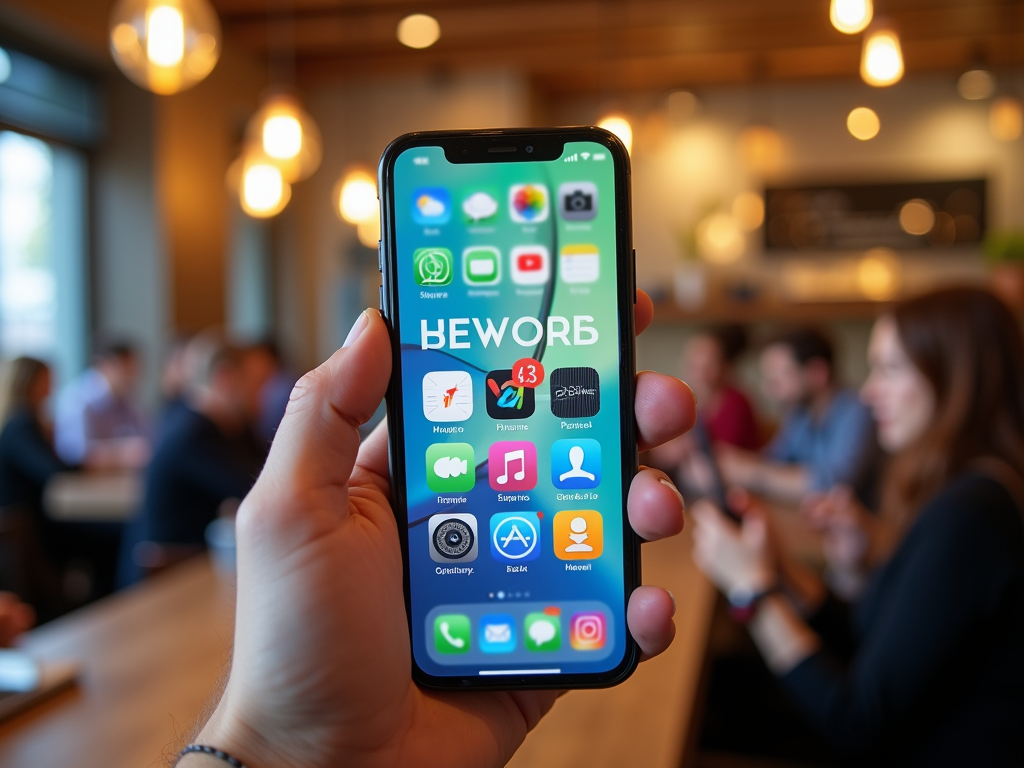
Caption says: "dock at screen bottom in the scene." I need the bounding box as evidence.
[425,600,615,669]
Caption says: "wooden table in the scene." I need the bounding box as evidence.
[0,535,715,768]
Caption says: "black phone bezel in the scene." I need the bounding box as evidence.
[378,127,640,690]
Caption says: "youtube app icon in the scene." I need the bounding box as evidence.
[511,245,550,285]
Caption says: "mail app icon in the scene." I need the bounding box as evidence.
[479,613,516,653]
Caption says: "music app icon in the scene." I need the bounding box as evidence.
[488,441,537,491]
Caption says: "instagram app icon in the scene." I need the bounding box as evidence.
[570,612,606,651]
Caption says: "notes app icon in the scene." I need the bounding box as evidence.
[488,441,537,491]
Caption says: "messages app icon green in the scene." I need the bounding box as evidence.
[414,247,453,286]
[524,611,561,652]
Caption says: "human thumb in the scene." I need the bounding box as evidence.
[251,309,393,514]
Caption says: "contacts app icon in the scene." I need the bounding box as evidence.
[551,438,601,489]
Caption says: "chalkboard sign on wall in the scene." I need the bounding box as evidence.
[763,179,985,254]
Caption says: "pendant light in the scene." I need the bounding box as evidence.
[861,23,904,87]
[245,92,322,183]
[830,0,873,34]
[334,167,380,247]
[240,152,292,218]
[597,115,633,154]
[109,0,221,94]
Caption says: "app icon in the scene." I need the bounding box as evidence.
[510,245,550,285]
[462,190,499,224]
[488,441,537,491]
[422,371,473,422]
[428,512,479,562]
[559,244,600,284]
[413,247,453,287]
[463,246,501,286]
[552,510,604,560]
[509,184,549,223]
[489,511,541,562]
[479,613,517,653]
[485,369,535,419]
[551,439,601,489]
[550,367,600,418]
[570,611,606,651]
[558,181,598,221]
[524,610,561,651]
[434,614,471,654]
[426,443,475,493]
[412,188,451,225]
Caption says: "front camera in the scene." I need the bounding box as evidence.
[526,145,534,153]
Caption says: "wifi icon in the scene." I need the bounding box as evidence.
[581,152,591,160]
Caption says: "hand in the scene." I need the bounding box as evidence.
[692,493,776,601]
[802,486,875,599]
[0,592,34,647]
[714,443,762,490]
[196,291,697,768]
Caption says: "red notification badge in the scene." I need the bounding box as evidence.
[512,358,545,389]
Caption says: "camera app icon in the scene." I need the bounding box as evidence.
[428,513,478,563]
[559,182,598,221]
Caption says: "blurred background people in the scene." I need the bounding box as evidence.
[693,287,1024,766]
[717,327,876,504]
[122,334,266,583]
[54,341,150,470]
[682,324,760,450]
[243,339,296,446]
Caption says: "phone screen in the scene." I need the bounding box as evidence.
[384,136,635,684]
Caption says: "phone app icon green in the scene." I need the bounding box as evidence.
[426,442,475,493]
[414,247,453,287]
[434,614,471,654]
[463,246,501,285]
[524,611,561,652]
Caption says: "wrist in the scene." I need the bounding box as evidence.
[191,699,264,768]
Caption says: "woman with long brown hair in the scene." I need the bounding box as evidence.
[0,356,70,516]
[693,287,1024,766]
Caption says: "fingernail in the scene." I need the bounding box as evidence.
[659,476,685,507]
[343,310,370,348]
[667,590,677,616]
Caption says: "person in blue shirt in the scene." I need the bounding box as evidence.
[718,327,876,504]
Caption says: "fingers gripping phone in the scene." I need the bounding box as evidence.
[379,128,639,690]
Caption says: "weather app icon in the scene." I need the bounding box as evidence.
[489,511,541,562]
[412,187,451,225]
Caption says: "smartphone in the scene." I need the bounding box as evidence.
[378,127,639,690]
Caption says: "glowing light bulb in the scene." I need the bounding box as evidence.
[899,199,935,235]
[336,168,378,224]
[958,69,995,101]
[861,27,904,87]
[146,6,184,66]
[990,96,1023,142]
[598,115,633,154]
[241,160,291,218]
[697,213,745,264]
[263,115,303,160]
[397,14,441,49]
[858,248,899,300]
[246,94,322,182]
[847,107,880,140]
[830,0,873,34]
[109,0,221,94]
[732,192,765,231]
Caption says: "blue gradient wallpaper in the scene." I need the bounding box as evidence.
[391,142,627,679]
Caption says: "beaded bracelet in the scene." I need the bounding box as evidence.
[177,744,248,768]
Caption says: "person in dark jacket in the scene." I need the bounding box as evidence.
[693,287,1024,767]
[134,335,266,558]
